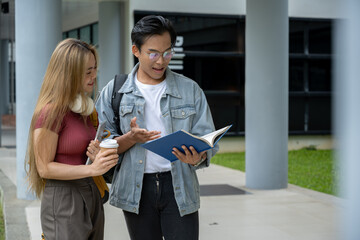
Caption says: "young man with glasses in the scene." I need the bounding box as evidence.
[95,15,218,240]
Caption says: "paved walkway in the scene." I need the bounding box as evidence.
[0,127,344,240]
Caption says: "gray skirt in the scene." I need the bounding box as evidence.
[41,177,104,240]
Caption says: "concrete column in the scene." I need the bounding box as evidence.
[335,1,360,239]
[245,0,289,189]
[0,40,9,146]
[15,0,61,200]
[98,1,125,90]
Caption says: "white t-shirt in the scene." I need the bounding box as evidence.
[135,75,171,173]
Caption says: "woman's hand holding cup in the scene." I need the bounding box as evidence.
[91,139,119,176]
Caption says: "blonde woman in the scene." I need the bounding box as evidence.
[26,38,118,240]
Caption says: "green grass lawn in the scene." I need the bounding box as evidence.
[211,149,339,196]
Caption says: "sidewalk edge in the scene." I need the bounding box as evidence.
[0,170,31,240]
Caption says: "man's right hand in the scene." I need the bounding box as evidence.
[114,117,161,154]
[129,117,161,143]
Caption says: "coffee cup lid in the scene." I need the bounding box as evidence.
[100,139,119,148]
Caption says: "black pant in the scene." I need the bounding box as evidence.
[123,171,199,240]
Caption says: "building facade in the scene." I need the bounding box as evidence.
[1,0,341,137]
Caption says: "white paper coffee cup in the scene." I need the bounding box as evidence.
[99,139,119,152]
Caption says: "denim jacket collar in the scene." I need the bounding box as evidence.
[119,63,182,99]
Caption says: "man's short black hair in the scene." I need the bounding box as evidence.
[131,15,177,50]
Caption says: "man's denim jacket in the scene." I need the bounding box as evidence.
[95,63,218,216]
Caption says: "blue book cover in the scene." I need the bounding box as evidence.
[141,125,232,162]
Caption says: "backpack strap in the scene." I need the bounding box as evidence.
[111,74,128,135]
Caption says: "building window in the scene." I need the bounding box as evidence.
[80,26,91,44]
[92,23,99,46]
[135,11,333,135]
[289,19,332,134]
[63,23,99,47]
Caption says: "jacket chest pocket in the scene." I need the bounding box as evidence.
[170,106,196,130]
[120,105,135,133]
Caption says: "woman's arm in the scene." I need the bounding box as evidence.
[34,128,118,180]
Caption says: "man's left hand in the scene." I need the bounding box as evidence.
[172,146,207,166]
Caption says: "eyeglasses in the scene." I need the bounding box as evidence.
[144,50,174,62]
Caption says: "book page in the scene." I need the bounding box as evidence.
[201,126,230,147]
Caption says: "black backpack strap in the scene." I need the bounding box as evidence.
[103,74,127,184]
[111,74,128,135]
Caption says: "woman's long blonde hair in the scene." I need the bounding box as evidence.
[26,38,98,197]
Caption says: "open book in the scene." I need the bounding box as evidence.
[141,125,232,162]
